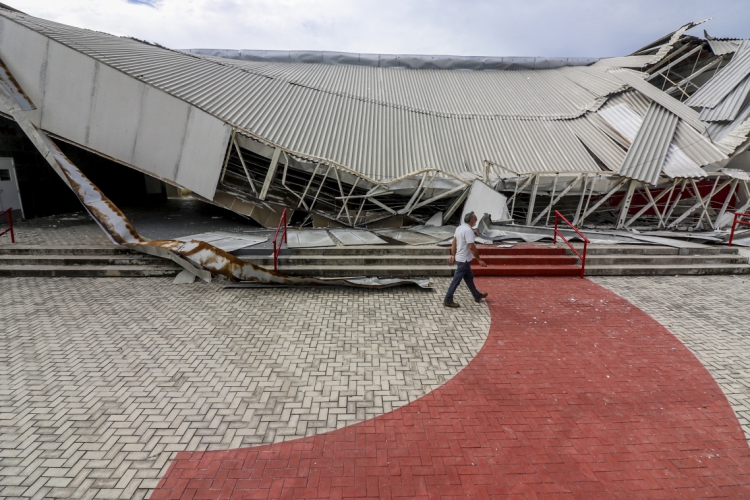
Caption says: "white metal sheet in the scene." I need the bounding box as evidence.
[424,212,443,226]
[87,64,144,164]
[0,17,47,125]
[286,229,336,248]
[40,40,96,145]
[328,229,387,246]
[461,180,510,223]
[626,234,711,248]
[176,231,267,252]
[374,229,442,245]
[132,85,191,181]
[410,225,457,240]
[175,107,231,200]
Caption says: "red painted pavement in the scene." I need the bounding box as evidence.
[151,278,750,499]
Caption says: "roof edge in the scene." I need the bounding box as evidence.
[181,49,600,71]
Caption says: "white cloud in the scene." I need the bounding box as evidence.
[12,0,750,57]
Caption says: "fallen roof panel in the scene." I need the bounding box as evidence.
[698,73,750,122]
[686,40,750,108]
[618,102,679,185]
[609,69,706,131]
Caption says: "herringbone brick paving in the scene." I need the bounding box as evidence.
[152,277,750,499]
[0,277,489,499]
[595,275,750,441]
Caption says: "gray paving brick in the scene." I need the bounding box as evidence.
[0,276,489,498]
[595,275,750,441]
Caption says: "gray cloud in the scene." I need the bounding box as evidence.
[17,0,750,58]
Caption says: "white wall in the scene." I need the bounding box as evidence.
[0,16,231,200]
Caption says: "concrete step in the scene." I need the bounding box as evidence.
[275,265,454,278]
[585,254,748,266]
[0,254,167,266]
[569,244,740,256]
[585,264,750,276]
[0,265,181,277]
[288,245,448,256]
[0,245,135,256]
[245,255,450,266]
[480,255,579,266]
[472,265,581,277]
[478,246,567,256]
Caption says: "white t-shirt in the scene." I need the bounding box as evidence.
[454,223,476,262]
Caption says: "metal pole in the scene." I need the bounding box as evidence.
[572,175,590,226]
[544,174,559,226]
[616,180,638,229]
[526,175,540,226]
[715,178,739,227]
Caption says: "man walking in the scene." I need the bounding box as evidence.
[444,212,488,308]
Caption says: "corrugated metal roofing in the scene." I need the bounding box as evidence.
[609,69,706,131]
[706,101,750,154]
[662,121,715,179]
[186,49,600,71]
[604,91,652,117]
[0,11,614,180]
[566,118,626,172]
[598,103,644,143]
[593,56,656,68]
[686,40,750,108]
[618,103,679,185]
[698,74,750,121]
[646,22,705,65]
[0,11,728,187]
[708,39,741,56]
[3,13,623,121]
[669,120,726,168]
[204,57,626,119]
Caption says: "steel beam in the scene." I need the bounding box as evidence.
[581,177,629,223]
[531,174,582,226]
[525,175,540,226]
[233,134,258,195]
[624,180,677,228]
[258,147,282,200]
[715,178,739,226]
[616,180,638,228]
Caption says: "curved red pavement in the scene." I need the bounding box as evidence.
[151,278,750,499]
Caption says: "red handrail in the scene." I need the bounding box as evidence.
[0,207,14,243]
[728,212,750,247]
[553,210,589,279]
[272,208,288,272]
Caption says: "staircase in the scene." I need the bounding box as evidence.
[471,244,581,276]
[0,243,747,278]
[240,243,750,278]
[0,246,182,277]
[581,244,750,276]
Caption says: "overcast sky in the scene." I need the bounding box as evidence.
[13,0,750,58]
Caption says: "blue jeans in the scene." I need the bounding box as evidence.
[444,261,481,303]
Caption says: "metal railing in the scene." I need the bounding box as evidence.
[553,210,589,279]
[0,207,14,243]
[728,212,750,247]
[272,208,288,272]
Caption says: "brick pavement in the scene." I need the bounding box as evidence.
[0,200,263,247]
[152,277,750,499]
[595,275,750,441]
[0,277,489,499]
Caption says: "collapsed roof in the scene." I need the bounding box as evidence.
[0,9,749,229]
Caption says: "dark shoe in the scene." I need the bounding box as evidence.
[444,302,461,308]
[474,292,489,303]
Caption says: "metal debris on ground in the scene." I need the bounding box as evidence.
[327,228,388,246]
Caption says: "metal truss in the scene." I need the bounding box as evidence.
[216,128,473,227]
[483,161,749,231]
